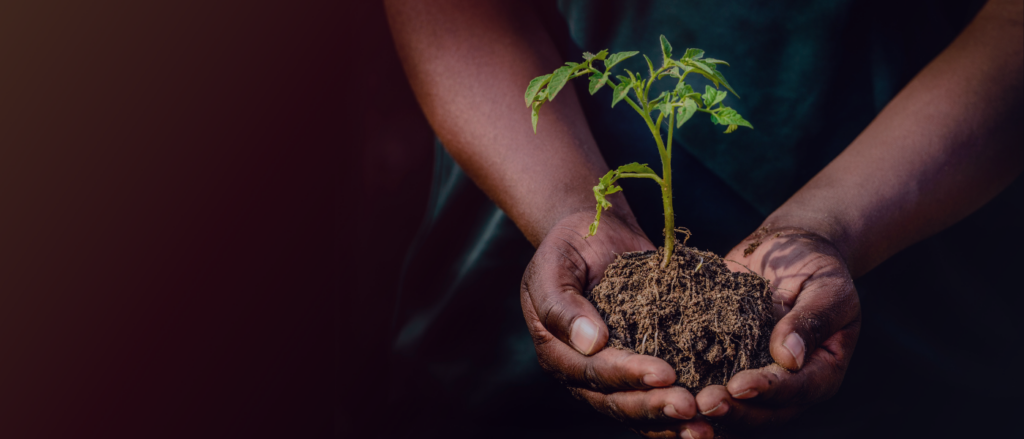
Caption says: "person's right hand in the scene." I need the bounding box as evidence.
[520,209,716,439]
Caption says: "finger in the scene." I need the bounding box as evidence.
[522,237,610,356]
[768,261,859,371]
[726,322,860,405]
[533,333,677,392]
[575,387,716,438]
[695,384,803,429]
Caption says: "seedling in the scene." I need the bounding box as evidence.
[526,35,752,267]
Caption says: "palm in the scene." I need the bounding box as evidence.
[688,229,862,433]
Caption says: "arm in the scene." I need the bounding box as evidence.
[385,0,613,246]
[385,1,715,437]
[768,0,1023,278]
[700,0,1023,431]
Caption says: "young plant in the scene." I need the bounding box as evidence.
[526,35,752,267]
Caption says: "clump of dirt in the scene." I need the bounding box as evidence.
[587,245,775,392]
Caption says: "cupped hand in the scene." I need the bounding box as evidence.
[695,227,862,436]
[521,210,716,439]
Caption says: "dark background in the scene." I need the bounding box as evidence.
[1,1,430,437]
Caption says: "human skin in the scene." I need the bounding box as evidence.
[384,0,1023,437]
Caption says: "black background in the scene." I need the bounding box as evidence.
[1,1,432,437]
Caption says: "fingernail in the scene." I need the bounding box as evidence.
[643,373,667,387]
[570,317,599,355]
[701,402,727,416]
[783,332,805,369]
[680,428,695,439]
[730,388,758,399]
[664,404,688,420]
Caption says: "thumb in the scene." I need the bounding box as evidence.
[768,266,859,370]
[522,234,610,356]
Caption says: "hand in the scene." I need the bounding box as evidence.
[521,210,717,439]
[694,227,862,436]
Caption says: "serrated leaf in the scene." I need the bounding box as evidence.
[651,90,668,107]
[531,100,544,133]
[702,85,727,108]
[663,67,681,78]
[617,162,657,175]
[590,163,658,236]
[659,100,673,118]
[703,58,730,66]
[605,51,640,70]
[682,48,705,60]
[582,51,595,61]
[659,35,673,66]
[724,124,738,133]
[524,74,551,106]
[710,114,719,125]
[689,59,717,76]
[611,80,632,107]
[715,107,753,129]
[712,70,739,97]
[676,99,697,127]
[589,72,608,95]
[593,49,609,60]
[546,65,572,101]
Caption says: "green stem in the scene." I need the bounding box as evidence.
[662,110,675,267]
[618,172,664,184]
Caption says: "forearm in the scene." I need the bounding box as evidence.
[385,0,629,246]
[764,0,1024,278]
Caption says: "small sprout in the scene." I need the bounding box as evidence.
[526,36,753,266]
[694,256,704,274]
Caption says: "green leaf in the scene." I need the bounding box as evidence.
[715,107,753,129]
[702,58,730,66]
[611,80,632,107]
[531,100,544,133]
[712,70,739,97]
[590,163,657,236]
[674,81,693,94]
[724,124,738,133]
[589,72,608,95]
[676,99,697,127]
[524,74,551,107]
[690,59,717,76]
[605,51,640,70]
[659,35,673,66]
[616,162,657,175]
[643,54,655,77]
[546,65,573,101]
[682,48,705,60]
[659,100,673,119]
[702,85,727,108]
[593,49,609,61]
[582,51,596,61]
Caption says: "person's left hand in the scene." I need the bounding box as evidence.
[693,227,862,436]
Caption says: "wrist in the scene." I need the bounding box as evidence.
[543,192,646,243]
[748,213,856,276]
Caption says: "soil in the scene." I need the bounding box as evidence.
[587,244,776,393]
